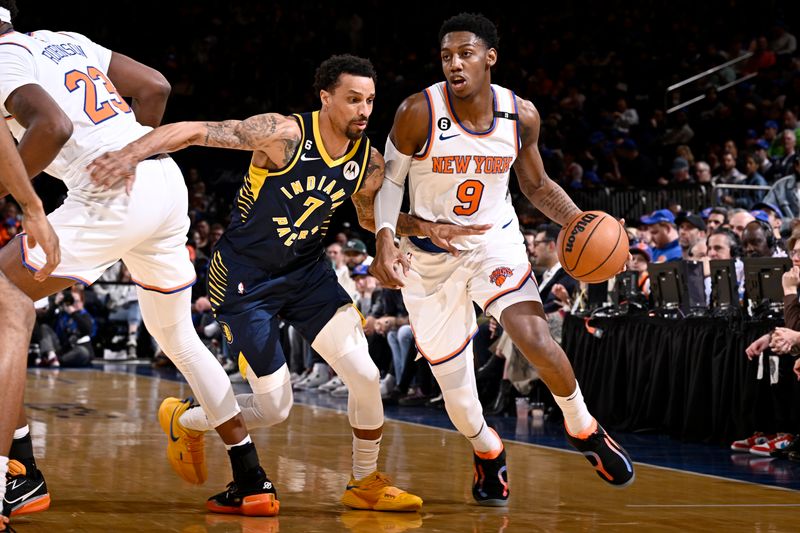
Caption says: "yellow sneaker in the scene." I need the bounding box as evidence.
[341,472,422,512]
[158,396,207,484]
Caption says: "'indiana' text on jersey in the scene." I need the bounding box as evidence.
[221,111,370,272]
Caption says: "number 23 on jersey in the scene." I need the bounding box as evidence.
[65,66,131,124]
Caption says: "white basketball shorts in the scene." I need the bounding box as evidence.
[399,226,540,366]
[21,157,196,293]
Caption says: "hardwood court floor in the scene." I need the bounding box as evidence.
[9,368,800,532]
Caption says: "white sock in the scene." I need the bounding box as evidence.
[225,434,252,451]
[352,435,380,480]
[0,456,7,503]
[179,405,212,432]
[13,425,29,440]
[553,382,594,436]
[468,423,503,455]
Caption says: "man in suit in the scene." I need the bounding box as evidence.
[532,223,578,313]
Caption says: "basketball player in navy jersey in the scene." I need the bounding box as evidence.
[370,13,635,505]
[90,54,490,512]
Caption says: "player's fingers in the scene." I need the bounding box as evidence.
[398,255,411,276]
[459,223,493,234]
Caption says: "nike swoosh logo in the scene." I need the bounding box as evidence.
[169,406,180,442]
[439,133,460,141]
[300,154,321,161]
[4,481,44,505]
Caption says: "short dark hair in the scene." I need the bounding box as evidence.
[536,223,560,243]
[313,54,376,94]
[0,1,17,20]
[438,13,499,50]
[709,207,728,220]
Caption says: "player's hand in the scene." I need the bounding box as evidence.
[794,358,800,381]
[23,208,60,282]
[746,333,771,359]
[87,150,139,194]
[427,222,492,256]
[370,230,409,289]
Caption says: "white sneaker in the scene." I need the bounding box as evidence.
[380,374,397,399]
[294,363,332,390]
[290,371,303,384]
[319,376,344,392]
[330,383,349,398]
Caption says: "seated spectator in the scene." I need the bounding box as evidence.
[702,206,728,233]
[343,238,373,268]
[752,201,784,239]
[763,157,800,219]
[741,220,786,258]
[532,223,578,316]
[640,209,682,262]
[704,227,745,301]
[626,245,651,296]
[38,287,96,368]
[104,263,140,357]
[676,213,706,260]
[727,208,756,239]
[733,153,768,208]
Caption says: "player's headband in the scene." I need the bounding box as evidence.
[0,7,10,23]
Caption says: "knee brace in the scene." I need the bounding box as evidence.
[329,347,383,431]
[238,363,294,428]
[430,342,485,437]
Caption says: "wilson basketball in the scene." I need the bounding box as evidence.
[556,211,629,283]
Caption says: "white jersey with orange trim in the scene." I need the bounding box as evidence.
[0,30,151,192]
[408,81,521,250]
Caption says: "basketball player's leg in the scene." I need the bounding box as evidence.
[0,226,104,519]
[0,271,36,521]
[309,304,422,511]
[496,299,634,485]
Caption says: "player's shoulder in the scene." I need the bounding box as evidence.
[513,95,539,122]
[396,91,431,120]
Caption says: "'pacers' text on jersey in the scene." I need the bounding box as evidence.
[220,111,370,272]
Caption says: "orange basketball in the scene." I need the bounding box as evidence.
[556,211,629,283]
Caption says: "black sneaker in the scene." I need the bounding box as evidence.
[206,468,280,517]
[565,420,635,487]
[472,449,509,506]
[3,461,50,517]
[771,434,800,459]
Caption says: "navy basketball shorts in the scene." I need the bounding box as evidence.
[208,252,353,378]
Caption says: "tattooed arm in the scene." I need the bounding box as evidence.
[87,114,301,189]
[352,148,435,236]
[513,97,581,226]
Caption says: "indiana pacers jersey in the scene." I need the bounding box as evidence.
[0,30,151,191]
[408,82,521,250]
[220,111,371,272]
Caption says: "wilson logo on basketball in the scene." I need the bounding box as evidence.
[564,213,598,253]
[489,267,514,287]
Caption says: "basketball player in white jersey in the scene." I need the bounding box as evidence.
[0,1,278,521]
[0,119,59,533]
[370,13,635,505]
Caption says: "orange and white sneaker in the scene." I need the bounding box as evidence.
[158,397,207,484]
[4,460,50,517]
[341,472,423,512]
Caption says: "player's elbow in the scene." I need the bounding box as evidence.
[142,72,172,102]
[356,213,376,233]
[47,114,73,146]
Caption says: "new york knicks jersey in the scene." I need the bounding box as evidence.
[220,111,370,272]
[0,30,151,191]
[408,82,521,250]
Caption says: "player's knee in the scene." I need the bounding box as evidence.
[253,387,293,426]
[0,284,34,330]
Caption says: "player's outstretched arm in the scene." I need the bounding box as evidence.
[88,113,301,191]
[107,51,172,128]
[513,97,581,226]
[0,122,59,280]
